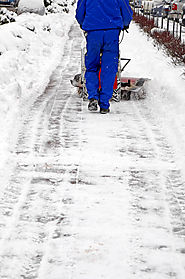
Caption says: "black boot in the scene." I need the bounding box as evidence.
[88,98,98,111]
[100,108,110,114]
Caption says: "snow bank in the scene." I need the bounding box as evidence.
[0,9,74,168]
[18,0,45,15]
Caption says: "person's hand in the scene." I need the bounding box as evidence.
[83,31,88,37]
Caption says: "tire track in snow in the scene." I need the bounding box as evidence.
[134,101,185,229]
[0,22,185,279]
[126,101,185,278]
[0,24,83,279]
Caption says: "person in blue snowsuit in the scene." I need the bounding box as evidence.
[76,0,133,114]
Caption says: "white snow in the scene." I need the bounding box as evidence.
[120,24,185,168]
[0,4,185,279]
[0,10,74,168]
[18,0,45,15]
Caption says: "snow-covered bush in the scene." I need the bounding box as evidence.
[18,0,45,16]
[45,0,69,14]
[0,8,17,25]
[152,30,185,64]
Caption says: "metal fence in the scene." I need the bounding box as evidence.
[134,7,185,43]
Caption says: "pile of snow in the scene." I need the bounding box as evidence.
[18,0,45,16]
[0,8,74,168]
[0,8,17,25]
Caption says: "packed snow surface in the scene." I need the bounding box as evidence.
[0,5,185,279]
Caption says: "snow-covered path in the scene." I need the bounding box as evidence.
[0,22,185,279]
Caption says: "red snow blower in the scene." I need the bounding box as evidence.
[71,47,149,101]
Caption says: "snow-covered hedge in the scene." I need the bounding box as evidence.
[44,0,69,14]
[0,8,17,25]
[0,0,71,27]
[133,12,185,65]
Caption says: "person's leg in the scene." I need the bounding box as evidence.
[99,29,119,109]
[85,31,103,101]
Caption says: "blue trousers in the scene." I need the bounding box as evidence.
[85,30,119,109]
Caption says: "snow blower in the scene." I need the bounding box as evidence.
[71,36,149,101]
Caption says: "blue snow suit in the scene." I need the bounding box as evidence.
[76,0,133,109]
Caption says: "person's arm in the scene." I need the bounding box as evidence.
[118,0,133,27]
[75,0,86,27]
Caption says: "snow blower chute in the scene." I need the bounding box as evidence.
[71,46,149,101]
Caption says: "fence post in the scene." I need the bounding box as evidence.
[157,16,159,27]
[179,22,182,42]
[167,17,169,32]
[161,16,164,29]
[176,20,179,38]
[172,18,175,36]
[147,2,149,17]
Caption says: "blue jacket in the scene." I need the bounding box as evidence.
[76,0,133,31]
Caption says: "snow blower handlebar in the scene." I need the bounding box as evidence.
[119,27,129,44]
[120,58,131,72]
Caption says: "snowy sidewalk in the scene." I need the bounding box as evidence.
[0,23,185,279]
